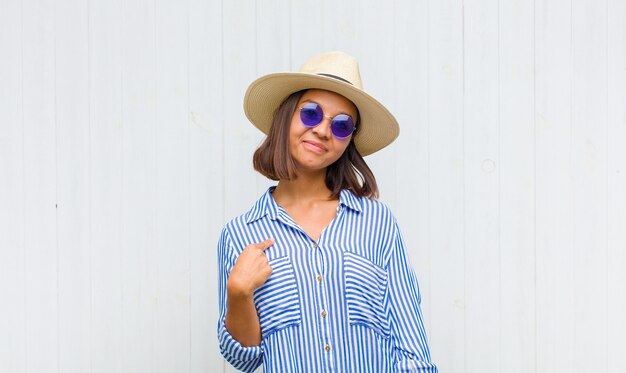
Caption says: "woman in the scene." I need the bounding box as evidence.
[217,51,437,372]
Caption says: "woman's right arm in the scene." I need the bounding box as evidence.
[217,227,273,372]
[224,238,274,346]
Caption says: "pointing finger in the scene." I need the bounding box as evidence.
[254,238,274,251]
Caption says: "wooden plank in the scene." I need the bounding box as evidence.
[189,0,223,371]
[290,3,323,68]
[426,0,465,371]
[354,0,397,210]
[0,0,26,371]
[222,0,259,223]
[607,1,626,371]
[393,0,431,338]
[321,0,358,53]
[120,0,158,370]
[534,0,575,371]
[571,0,608,370]
[22,0,59,371]
[55,0,92,371]
[254,0,291,197]
[499,0,536,371]
[89,0,124,371]
[463,0,501,371]
[153,0,191,371]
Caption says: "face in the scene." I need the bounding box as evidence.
[288,89,358,174]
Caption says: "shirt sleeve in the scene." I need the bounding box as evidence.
[387,223,438,373]
[217,226,263,372]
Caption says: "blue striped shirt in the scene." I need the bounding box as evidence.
[217,187,437,372]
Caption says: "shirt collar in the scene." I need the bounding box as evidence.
[245,187,279,224]
[338,188,363,213]
[245,186,363,225]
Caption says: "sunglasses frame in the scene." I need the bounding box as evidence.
[298,102,357,139]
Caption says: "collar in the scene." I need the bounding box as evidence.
[245,187,279,224]
[338,188,363,213]
[245,187,363,225]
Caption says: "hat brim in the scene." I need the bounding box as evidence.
[243,72,399,156]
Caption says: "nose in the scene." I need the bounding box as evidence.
[311,117,332,139]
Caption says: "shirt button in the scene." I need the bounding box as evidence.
[321,310,327,318]
[317,275,323,282]
[325,345,331,352]
[313,243,318,248]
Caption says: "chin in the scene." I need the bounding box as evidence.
[295,159,330,173]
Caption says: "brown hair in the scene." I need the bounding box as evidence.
[253,90,379,199]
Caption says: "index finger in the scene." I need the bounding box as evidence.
[253,238,274,251]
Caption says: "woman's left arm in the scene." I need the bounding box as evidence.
[387,223,438,372]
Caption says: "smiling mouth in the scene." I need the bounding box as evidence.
[303,140,327,153]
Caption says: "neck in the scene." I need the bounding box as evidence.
[273,170,335,204]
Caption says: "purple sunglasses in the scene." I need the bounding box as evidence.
[299,102,356,139]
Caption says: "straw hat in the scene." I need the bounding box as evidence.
[243,51,399,156]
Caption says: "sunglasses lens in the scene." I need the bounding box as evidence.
[300,102,355,139]
[300,103,323,127]
[331,114,355,138]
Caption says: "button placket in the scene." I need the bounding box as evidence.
[313,241,334,370]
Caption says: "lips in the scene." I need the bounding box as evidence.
[302,140,328,153]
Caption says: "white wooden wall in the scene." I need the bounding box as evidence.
[0,0,624,372]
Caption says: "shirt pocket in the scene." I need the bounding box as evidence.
[343,251,391,339]
[254,255,301,338]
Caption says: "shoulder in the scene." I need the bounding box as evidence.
[220,189,275,251]
[224,187,274,228]
[343,189,396,220]
[221,209,260,248]
[341,190,399,236]
[221,212,249,238]
[361,196,394,215]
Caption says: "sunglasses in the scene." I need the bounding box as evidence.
[299,102,356,139]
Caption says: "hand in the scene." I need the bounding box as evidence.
[227,238,275,298]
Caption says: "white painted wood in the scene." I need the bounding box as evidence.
[222,0,259,226]
[20,0,60,371]
[89,0,124,371]
[254,0,291,197]
[535,0,575,372]
[189,0,222,371]
[1,1,626,372]
[426,1,465,372]
[392,0,432,337]
[55,0,92,371]
[153,0,192,371]
[289,1,322,71]
[321,0,358,54]
[355,0,398,211]
[0,0,26,371]
[120,0,158,371]
[607,2,626,372]
[571,1,609,371]
[290,3,323,69]
[499,0,536,371]
[463,0,501,371]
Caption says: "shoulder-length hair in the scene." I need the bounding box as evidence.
[253,90,379,199]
